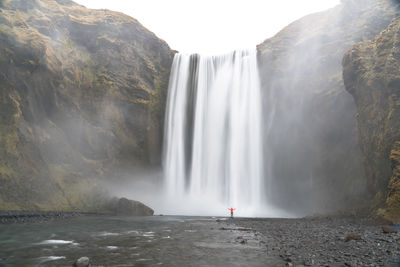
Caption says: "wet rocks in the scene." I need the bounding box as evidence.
[73,257,90,267]
[235,236,247,244]
[219,227,253,231]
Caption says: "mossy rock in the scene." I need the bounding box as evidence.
[107,197,154,216]
[384,141,400,222]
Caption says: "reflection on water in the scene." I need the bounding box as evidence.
[0,216,280,266]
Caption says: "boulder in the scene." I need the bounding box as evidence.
[108,197,154,216]
[73,257,90,267]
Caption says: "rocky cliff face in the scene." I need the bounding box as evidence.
[343,17,400,222]
[257,0,399,214]
[0,0,174,210]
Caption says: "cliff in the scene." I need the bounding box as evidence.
[257,0,399,214]
[0,0,174,211]
[343,17,400,222]
[2,0,399,216]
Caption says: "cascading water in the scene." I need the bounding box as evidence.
[162,50,285,217]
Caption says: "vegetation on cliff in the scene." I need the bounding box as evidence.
[343,16,400,222]
[0,0,173,211]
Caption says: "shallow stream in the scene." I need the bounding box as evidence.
[0,216,280,266]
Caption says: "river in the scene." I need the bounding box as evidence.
[0,215,281,266]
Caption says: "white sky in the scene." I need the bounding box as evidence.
[74,0,340,54]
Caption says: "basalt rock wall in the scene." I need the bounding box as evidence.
[343,16,400,221]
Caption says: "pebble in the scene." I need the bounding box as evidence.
[226,216,400,266]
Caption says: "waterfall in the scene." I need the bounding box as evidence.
[162,50,277,217]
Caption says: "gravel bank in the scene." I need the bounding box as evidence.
[222,216,400,266]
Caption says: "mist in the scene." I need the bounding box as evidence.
[255,0,399,215]
[2,0,398,217]
[153,0,399,217]
[76,0,398,217]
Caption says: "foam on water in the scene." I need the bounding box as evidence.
[38,256,66,263]
[37,240,74,245]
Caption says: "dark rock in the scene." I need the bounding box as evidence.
[73,257,90,267]
[284,257,292,262]
[235,236,247,245]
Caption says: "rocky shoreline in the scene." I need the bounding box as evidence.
[0,211,107,224]
[1,214,400,266]
[0,198,154,224]
[223,216,400,267]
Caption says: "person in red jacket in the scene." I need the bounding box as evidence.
[228,208,235,218]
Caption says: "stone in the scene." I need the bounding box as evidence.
[73,257,90,267]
